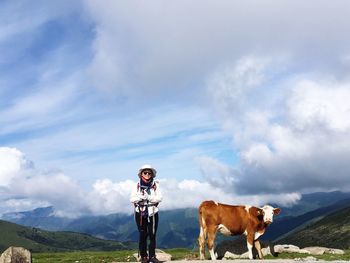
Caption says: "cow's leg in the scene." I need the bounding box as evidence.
[207,225,217,260]
[246,233,254,260]
[254,240,263,259]
[198,223,206,260]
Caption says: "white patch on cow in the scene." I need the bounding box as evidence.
[261,205,275,223]
[243,230,248,236]
[247,242,254,260]
[209,248,216,260]
[254,231,264,240]
[201,217,206,229]
[214,201,218,205]
[245,205,251,212]
[218,224,231,236]
[199,226,204,239]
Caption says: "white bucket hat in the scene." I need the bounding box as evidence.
[138,164,157,177]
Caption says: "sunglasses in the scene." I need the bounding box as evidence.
[142,171,153,175]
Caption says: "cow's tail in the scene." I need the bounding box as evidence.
[198,202,207,260]
[198,203,207,237]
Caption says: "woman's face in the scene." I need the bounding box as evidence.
[142,169,153,180]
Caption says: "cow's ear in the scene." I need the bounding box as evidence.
[274,208,281,215]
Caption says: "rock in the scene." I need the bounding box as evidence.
[219,241,345,260]
[239,251,249,259]
[223,251,241,259]
[261,246,272,256]
[224,251,251,259]
[304,256,318,261]
[274,244,310,254]
[325,248,344,255]
[216,236,276,259]
[303,247,330,255]
[215,236,248,258]
[294,256,318,261]
[0,247,32,263]
[154,249,172,262]
[301,246,345,256]
[133,249,171,262]
[303,247,327,255]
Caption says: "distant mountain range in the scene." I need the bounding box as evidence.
[278,206,350,249]
[264,197,350,241]
[1,191,350,250]
[0,219,136,254]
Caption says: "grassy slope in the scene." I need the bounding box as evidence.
[264,198,350,241]
[0,220,136,254]
[31,248,350,263]
[278,206,350,249]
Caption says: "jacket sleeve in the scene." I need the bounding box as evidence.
[148,181,163,204]
[130,183,143,203]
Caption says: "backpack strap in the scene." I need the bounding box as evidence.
[152,181,157,191]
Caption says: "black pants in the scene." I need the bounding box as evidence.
[135,212,159,259]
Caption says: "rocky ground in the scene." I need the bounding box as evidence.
[128,246,348,263]
[159,260,347,263]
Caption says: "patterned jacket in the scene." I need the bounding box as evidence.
[130,180,162,216]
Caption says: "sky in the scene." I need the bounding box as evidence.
[1,0,350,217]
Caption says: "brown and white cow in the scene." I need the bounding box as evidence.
[198,200,281,260]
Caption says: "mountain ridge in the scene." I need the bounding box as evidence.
[2,191,350,249]
[0,219,137,254]
[278,206,350,249]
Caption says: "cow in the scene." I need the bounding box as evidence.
[198,200,281,260]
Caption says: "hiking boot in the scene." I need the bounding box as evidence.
[141,256,149,263]
[149,256,161,263]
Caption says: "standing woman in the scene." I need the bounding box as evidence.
[130,164,163,263]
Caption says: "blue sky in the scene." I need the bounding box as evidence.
[1,0,350,217]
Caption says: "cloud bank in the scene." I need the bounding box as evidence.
[0,147,300,216]
[84,0,350,100]
[205,56,350,195]
[82,1,350,195]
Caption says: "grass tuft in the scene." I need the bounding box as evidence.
[32,248,350,262]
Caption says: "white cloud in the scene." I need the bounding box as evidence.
[195,156,238,191]
[1,82,80,125]
[2,199,50,213]
[83,1,350,103]
[87,179,136,215]
[204,57,350,195]
[288,80,350,132]
[85,177,300,214]
[0,147,88,217]
[242,143,273,166]
[79,1,350,198]
[207,57,270,116]
[0,147,299,216]
[0,147,33,187]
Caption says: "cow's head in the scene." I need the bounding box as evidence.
[250,207,264,221]
[261,205,281,225]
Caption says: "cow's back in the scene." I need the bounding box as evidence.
[199,200,249,235]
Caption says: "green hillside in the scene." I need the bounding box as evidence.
[0,220,136,254]
[64,208,200,248]
[278,206,350,249]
